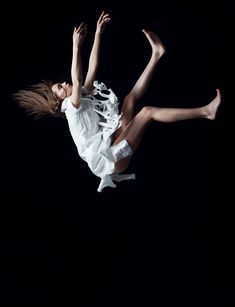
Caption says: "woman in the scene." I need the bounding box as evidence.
[13,11,221,192]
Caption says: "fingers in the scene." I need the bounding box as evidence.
[99,10,105,20]
[103,16,111,23]
[98,11,111,24]
[73,11,111,35]
[99,11,107,20]
[74,22,88,34]
[103,13,110,20]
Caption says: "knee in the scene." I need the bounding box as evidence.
[139,106,155,119]
[123,93,136,107]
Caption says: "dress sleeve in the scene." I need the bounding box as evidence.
[62,97,83,118]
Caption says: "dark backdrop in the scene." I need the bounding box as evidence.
[1,0,234,305]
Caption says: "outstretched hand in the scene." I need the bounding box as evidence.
[96,11,111,35]
[73,22,88,47]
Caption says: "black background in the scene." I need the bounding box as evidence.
[1,0,234,305]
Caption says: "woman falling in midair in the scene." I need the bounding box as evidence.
[13,11,221,192]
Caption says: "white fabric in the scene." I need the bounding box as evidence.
[61,81,135,192]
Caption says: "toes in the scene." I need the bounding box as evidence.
[215,89,221,101]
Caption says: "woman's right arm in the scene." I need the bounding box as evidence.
[70,23,88,108]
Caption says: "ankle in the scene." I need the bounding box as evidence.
[203,105,211,119]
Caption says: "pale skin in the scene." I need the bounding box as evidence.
[52,12,221,174]
[112,30,221,172]
[52,11,110,101]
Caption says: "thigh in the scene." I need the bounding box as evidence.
[115,156,132,173]
[113,107,153,173]
[113,106,152,151]
[113,95,137,140]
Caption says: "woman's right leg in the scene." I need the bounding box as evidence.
[113,30,166,139]
[114,89,221,173]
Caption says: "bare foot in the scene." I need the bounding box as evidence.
[142,29,166,58]
[206,89,221,120]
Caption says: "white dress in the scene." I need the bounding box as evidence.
[61,81,135,192]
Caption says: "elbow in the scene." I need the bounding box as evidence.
[72,79,83,87]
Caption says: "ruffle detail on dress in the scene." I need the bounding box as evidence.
[91,81,122,142]
[97,173,136,193]
[96,139,135,192]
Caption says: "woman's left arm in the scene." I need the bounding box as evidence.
[83,11,111,93]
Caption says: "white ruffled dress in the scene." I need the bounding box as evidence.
[61,81,135,192]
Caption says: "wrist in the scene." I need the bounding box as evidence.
[95,30,102,37]
[73,44,81,49]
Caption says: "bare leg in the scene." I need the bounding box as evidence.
[114,30,166,139]
[114,89,221,172]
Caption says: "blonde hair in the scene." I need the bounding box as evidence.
[13,80,65,119]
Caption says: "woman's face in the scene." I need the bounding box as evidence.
[52,82,72,99]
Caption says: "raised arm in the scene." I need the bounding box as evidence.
[83,11,111,93]
[70,22,88,108]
